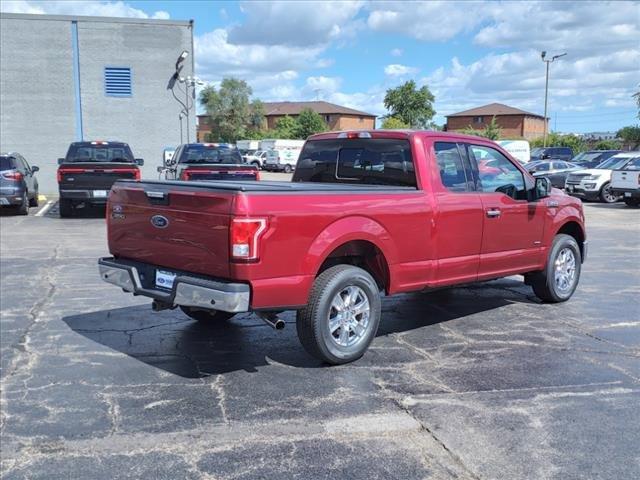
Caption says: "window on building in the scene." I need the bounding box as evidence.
[325,115,331,123]
[104,67,132,97]
[473,116,484,124]
[359,116,364,123]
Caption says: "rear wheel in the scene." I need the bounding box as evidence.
[624,198,640,207]
[296,265,381,364]
[180,306,236,322]
[17,191,29,215]
[599,182,620,203]
[59,199,74,218]
[284,164,292,174]
[530,234,581,302]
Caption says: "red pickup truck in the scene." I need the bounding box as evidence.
[99,130,586,364]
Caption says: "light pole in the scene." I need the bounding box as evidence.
[178,75,205,143]
[541,51,567,147]
[179,111,185,144]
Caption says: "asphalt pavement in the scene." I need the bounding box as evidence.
[1,200,639,479]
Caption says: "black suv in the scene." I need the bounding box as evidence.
[570,150,620,169]
[0,153,39,215]
[530,147,574,162]
[57,141,143,217]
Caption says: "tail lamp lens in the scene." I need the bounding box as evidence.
[180,170,191,181]
[1,171,23,181]
[230,218,267,260]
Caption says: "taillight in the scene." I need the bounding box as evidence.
[230,218,267,261]
[133,169,141,181]
[1,171,23,181]
[255,170,261,181]
[180,169,191,181]
[57,167,84,183]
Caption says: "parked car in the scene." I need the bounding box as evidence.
[570,150,620,169]
[530,146,573,162]
[99,130,586,365]
[0,152,39,215]
[57,141,143,217]
[244,150,267,168]
[261,139,305,173]
[565,152,640,203]
[610,156,640,207]
[160,143,259,181]
[527,160,581,188]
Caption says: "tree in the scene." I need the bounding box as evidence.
[383,80,435,128]
[274,115,298,138]
[199,78,257,143]
[617,125,640,149]
[593,139,622,150]
[294,108,326,139]
[460,116,502,140]
[381,116,410,129]
[530,133,587,153]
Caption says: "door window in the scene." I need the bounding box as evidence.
[434,142,470,192]
[469,145,526,199]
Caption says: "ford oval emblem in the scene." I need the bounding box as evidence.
[150,215,169,229]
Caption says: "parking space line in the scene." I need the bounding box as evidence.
[35,200,55,217]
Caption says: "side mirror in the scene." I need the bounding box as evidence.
[157,166,166,173]
[534,176,551,200]
[58,158,65,165]
[135,158,144,166]
[31,165,40,173]
[542,153,550,160]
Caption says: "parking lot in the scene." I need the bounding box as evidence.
[0,200,638,479]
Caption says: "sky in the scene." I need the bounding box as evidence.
[2,0,639,133]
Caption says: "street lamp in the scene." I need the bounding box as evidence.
[541,51,567,147]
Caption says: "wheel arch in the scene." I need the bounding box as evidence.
[555,220,586,260]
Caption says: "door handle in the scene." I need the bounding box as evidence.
[486,208,501,218]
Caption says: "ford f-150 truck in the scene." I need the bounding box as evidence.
[99,130,587,364]
[160,143,259,181]
[57,141,143,217]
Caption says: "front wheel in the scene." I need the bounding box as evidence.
[283,164,292,174]
[296,265,381,364]
[180,306,236,322]
[530,234,581,302]
[29,190,39,207]
[251,161,261,169]
[599,182,620,203]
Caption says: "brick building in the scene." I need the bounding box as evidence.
[197,101,376,141]
[445,103,548,140]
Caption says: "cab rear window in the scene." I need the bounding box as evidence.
[66,145,134,163]
[179,145,242,164]
[293,139,416,187]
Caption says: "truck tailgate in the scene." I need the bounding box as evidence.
[58,162,139,190]
[612,170,639,190]
[107,181,234,278]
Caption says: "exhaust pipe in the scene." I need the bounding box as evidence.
[257,312,285,330]
[151,300,173,312]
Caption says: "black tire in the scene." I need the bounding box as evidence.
[624,198,640,207]
[599,182,619,203]
[17,191,29,215]
[29,190,39,207]
[284,164,292,174]
[59,199,74,218]
[251,161,261,169]
[180,306,236,322]
[296,265,381,365]
[531,234,581,303]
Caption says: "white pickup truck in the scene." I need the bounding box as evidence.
[611,156,640,207]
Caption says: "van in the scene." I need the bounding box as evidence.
[261,139,305,173]
[497,140,530,164]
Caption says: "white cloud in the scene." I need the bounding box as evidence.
[305,76,342,95]
[384,64,419,77]
[390,48,403,57]
[0,0,170,19]
[228,0,365,47]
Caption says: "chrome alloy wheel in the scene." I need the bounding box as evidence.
[327,285,371,348]
[602,184,618,203]
[554,247,577,294]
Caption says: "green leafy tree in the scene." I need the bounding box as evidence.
[381,116,410,129]
[530,133,587,153]
[617,125,640,149]
[274,115,299,138]
[199,78,258,143]
[593,139,622,150]
[460,116,502,140]
[294,108,327,139]
[383,80,435,128]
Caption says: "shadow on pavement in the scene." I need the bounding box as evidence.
[63,284,526,378]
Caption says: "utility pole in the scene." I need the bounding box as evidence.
[541,51,567,147]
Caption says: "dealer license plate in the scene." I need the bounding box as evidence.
[625,192,631,197]
[93,190,108,198]
[155,269,177,289]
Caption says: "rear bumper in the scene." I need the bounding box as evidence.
[60,189,109,203]
[611,188,640,198]
[0,194,25,206]
[98,257,250,313]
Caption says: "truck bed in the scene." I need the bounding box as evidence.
[115,179,417,193]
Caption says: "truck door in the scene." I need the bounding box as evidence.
[466,144,546,279]
[431,142,483,286]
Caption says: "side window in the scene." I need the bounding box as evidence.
[15,156,27,172]
[470,145,526,200]
[434,142,469,192]
[535,163,549,172]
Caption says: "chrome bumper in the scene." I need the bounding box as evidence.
[98,257,250,313]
